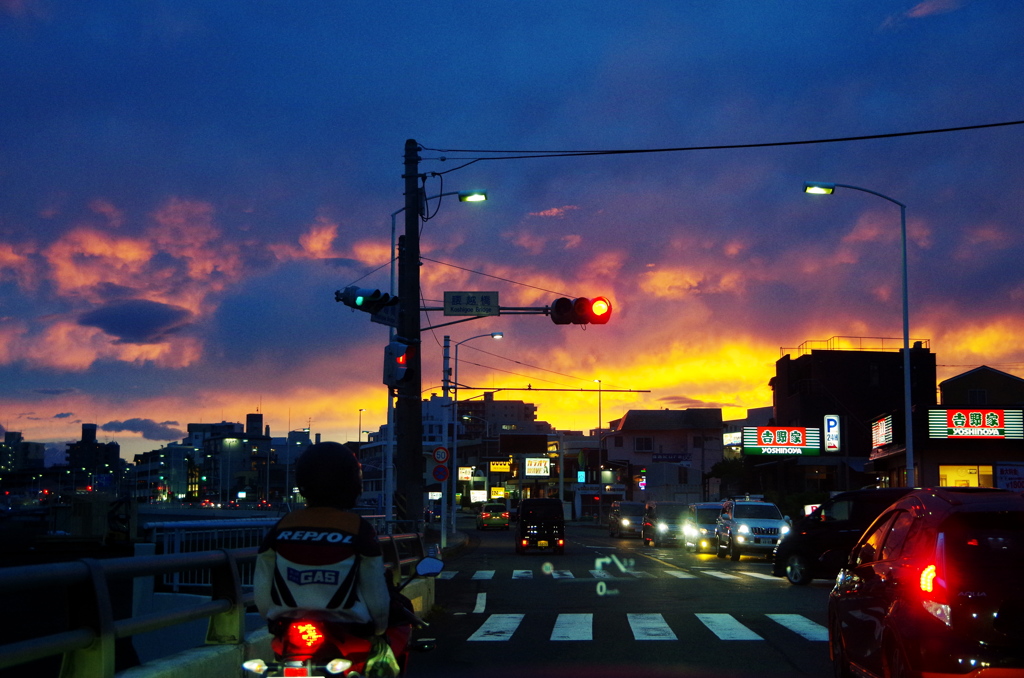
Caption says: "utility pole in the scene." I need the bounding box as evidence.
[396,139,424,527]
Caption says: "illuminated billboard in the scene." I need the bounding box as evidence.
[742,426,821,455]
[928,409,1024,440]
[872,415,893,448]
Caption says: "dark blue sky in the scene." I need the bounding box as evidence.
[2,0,1022,458]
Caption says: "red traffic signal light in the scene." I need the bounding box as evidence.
[383,341,415,388]
[550,297,613,325]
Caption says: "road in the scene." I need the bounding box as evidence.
[413,516,834,678]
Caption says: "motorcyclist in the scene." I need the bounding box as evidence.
[254,441,391,639]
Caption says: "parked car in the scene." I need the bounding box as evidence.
[608,500,646,538]
[829,487,1024,678]
[515,498,565,554]
[476,502,510,530]
[716,500,790,561]
[771,487,913,585]
[683,501,726,553]
[641,501,689,547]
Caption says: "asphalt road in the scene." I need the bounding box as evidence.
[412,516,834,678]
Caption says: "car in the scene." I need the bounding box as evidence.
[828,487,1024,678]
[515,498,565,554]
[641,501,689,547]
[771,487,913,585]
[608,500,646,538]
[475,502,509,530]
[683,501,726,553]
[716,500,790,561]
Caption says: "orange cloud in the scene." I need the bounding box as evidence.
[530,205,580,218]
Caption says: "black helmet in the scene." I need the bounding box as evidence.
[294,442,362,509]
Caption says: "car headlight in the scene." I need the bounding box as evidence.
[699,527,710,535]
[780,525,790,535]
[657,522,669,532]
[737,524,750,534]
[621,518,630,527]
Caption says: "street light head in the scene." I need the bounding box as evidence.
[803,181,836,195]
[490,332,504,339]
[458,190,488,202]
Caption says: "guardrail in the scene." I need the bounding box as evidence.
[0,532,426,678]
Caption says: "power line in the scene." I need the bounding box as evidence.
[421,119,1024,164]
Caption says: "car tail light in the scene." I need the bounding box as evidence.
[481,512,491,518]
[502,512,509,518]
[558,538,565,547]
[919,562,952,627]
[521,539,529,547]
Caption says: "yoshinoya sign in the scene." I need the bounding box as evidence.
[743,426,821,455]
[928,409,1024,439]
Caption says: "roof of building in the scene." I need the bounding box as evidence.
[611,409,723,432]
[938,364,1024,388]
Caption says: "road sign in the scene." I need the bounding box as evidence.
[444,291,499,316]
[432,464,449,482]
[433,446,450,464]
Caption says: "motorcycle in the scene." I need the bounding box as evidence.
[243,556,445,677]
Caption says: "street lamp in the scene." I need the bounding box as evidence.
[451,332,503,527]
[358,409,365,443]
[803,181,915,486]
[384,189,488,527]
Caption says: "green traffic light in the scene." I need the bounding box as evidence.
[355,295,366,306]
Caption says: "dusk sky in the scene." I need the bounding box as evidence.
[2,1,1023,463]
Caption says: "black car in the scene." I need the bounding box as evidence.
[771,487,913,585]
[829,487,1024,678]
[515,498,565,554]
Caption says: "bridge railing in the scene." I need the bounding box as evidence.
[0,532,426,678]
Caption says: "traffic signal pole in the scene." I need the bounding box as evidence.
[396,139,424,528]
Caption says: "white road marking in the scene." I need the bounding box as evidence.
[663,570,697,578]
[702,570,741,580]
[472,592,486,614]
[551,613,593,641]
[550,570,574,579]
[436,571,457,579]
[628,613,678,640]
[767,614,828,641]
[468,613,524,641]
[739,571,780,580]
[512,569,533,579]
[590,569,616,578]
[696,613,763,640]
[472,570,495,580]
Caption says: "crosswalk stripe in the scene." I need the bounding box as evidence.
[468,613,523,641]
[472,570,495,580]
[628,613,677,640]
[696,613,763,640]
[472,592,486,614]
[628,571,656,578]
[767,614,828,641]
[663,570,697,578]
[740,571,779,580]
[512,569,532,579]
[702,571,741,580]
[550,570,574,579]
[437,571,457,580]
[590,569,616,578]
[551,613,593,641]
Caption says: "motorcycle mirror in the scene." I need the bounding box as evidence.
[415,557,445,577]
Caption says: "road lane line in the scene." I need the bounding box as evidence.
[468,613,524,641]
[551,613,593,641]
[627,613,678,640]
[472,570,495,580]
[472,592,486,614]
[512,569,533,579]
[767,614,828,641]
[696,613,763,640]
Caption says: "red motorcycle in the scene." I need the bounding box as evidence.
[243,557,444,677]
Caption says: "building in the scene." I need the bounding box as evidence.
[869,365,1024,488]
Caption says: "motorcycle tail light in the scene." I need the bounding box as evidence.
[285,620,328,653]
[521,539,529,547]
[558,538,565,547]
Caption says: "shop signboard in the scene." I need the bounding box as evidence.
[928,409,1024,439]
[995,463,1024,491]
[742,426,821,455]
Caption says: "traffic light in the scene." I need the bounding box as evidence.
[549,297,613,325]
[383,340,414,388]
[335,286,398,314]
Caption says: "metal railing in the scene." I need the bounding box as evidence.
[0,532,425,678]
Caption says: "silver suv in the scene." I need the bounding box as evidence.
[715,500,790,561]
